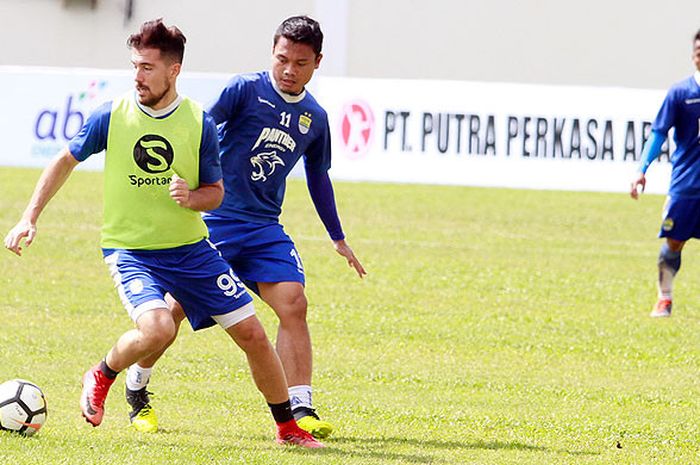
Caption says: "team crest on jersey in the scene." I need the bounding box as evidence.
[250,151,285,182]
[298,112,312,134]
[662,217,674,232]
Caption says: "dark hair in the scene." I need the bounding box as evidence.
[273,15,323,56]
[127,18,186,64]
[695,29,700,42]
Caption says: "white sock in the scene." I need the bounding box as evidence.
[288,385,313,410]
[126,364,152,391]
[658,265,675,300]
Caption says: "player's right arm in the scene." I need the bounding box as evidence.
[630,88,676,200]
[4,101,111,256]
[4,149,79,256]
[630,130,667,199]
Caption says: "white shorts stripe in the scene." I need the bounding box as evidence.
[104,251,135,315]
[104,251,167,322]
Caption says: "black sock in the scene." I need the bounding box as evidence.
[99,360,119,379]
[268,400,294,423]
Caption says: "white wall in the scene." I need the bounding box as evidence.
[347,0,700,88]
[1,0,698,89]
[0,0,314,74]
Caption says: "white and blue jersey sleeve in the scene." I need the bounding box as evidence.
[67,100,221,184]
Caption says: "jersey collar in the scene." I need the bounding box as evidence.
[133,92,183,118]
[268,71,307,103]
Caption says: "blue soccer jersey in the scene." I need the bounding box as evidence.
[68,94,222,185]
[653,73,700,197]
[206,71,332,223]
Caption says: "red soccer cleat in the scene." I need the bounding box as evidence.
[276,419,325,448]
[650,298,672,318]
[80,365,115,426]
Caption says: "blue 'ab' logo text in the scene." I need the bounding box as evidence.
[34,95,85,142]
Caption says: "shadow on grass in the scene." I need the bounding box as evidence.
[141,430,599,463]
[331,435,599,457]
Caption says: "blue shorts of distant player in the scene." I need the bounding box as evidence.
[102,239,254,330]
[203,214,305,295]
[659,196,700,241]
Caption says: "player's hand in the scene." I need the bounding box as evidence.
[630,172,646,200]
[333,239,367,278]
[4,219,37,257]
[169,174,191,208]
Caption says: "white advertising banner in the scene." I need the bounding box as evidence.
[0,66,228,171]
[318,77,673,194]
[0,66,672,193]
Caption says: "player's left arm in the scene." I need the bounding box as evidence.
[304,120,366,278]
[169,113,225,211]
[169,176,224,211]
[306,169,366,278]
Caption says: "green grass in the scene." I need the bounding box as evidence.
[1,166,699,464]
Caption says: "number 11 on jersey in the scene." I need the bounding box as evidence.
[280,112,291,128]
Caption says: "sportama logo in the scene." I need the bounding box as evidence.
[339,100,375,158]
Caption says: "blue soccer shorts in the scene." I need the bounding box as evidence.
[102,239,254,330]
[203,215,305,295]
[659,195,700,241]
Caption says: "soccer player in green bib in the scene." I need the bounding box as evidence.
[4,18,322,448]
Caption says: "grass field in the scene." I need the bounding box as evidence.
[1,166,700,464]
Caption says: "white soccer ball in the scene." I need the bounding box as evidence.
[0,379,47,436]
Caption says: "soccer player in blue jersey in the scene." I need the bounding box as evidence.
[630,29,700,318]
[4,18,322,448]
[129,15,366,438]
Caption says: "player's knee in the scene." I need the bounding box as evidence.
[140,314,177,350]
[243,324,269,348]
[277,292,308,324]
[231,318,270,351]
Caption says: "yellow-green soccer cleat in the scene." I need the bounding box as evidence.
[131,403,158,433]
[126,388,158,433]
[295,409,334,439]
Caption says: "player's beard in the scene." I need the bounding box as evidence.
[137,81,171,108]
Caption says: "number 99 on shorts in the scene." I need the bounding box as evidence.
[217,269,245,297]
